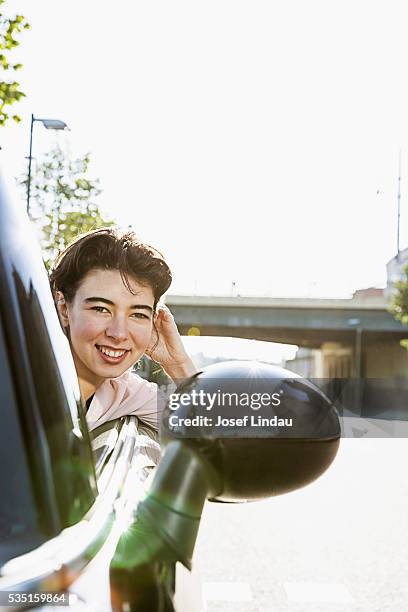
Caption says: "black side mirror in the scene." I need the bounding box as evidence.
[111,361,340,576]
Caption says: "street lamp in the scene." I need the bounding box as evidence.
[26,113,69,215]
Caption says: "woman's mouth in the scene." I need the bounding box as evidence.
[95,345,129,365]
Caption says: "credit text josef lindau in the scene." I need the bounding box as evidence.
[168,389,282,411]
[168,414,293,428]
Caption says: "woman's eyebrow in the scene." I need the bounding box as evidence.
[84,297,153,312]
[84,297,114,305]
[129,304,153,313]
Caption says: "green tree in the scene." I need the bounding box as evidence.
[390,264,408,325]
[22,144,114,267]
[0,0,30,126]
[390,264,408,350]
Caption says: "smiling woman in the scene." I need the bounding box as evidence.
[49,228,196,431]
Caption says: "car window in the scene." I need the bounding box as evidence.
[0,315,45,566]
[11,270,96,526]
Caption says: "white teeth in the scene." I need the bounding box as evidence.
[98,346,126,358]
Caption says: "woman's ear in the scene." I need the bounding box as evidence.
[55,291,70,328]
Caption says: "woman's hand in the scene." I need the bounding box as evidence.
[145,304,196,381]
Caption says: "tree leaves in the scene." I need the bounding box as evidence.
[0,1,29,125]
[390,264,408,329]
[20,144,115,268]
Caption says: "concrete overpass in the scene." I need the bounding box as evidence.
[165,294,408,378]
[165,294,407,346]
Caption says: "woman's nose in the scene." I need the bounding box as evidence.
[105,317,128,342]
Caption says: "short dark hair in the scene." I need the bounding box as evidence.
[49,227,172,309]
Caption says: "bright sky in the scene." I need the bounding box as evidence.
[2,0,408,302]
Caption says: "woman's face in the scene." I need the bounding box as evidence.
[58,269,155,391]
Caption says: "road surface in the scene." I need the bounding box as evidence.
[193,438,408,612]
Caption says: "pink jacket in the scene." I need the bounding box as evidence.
[86,370,165,432]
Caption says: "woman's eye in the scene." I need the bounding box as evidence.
[132,312,150,320]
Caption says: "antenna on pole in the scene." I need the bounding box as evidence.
[397,149,402,260]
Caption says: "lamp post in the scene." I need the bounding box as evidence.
[348,317,362,414]
[396,149,401,261]
[26,114,69,215]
